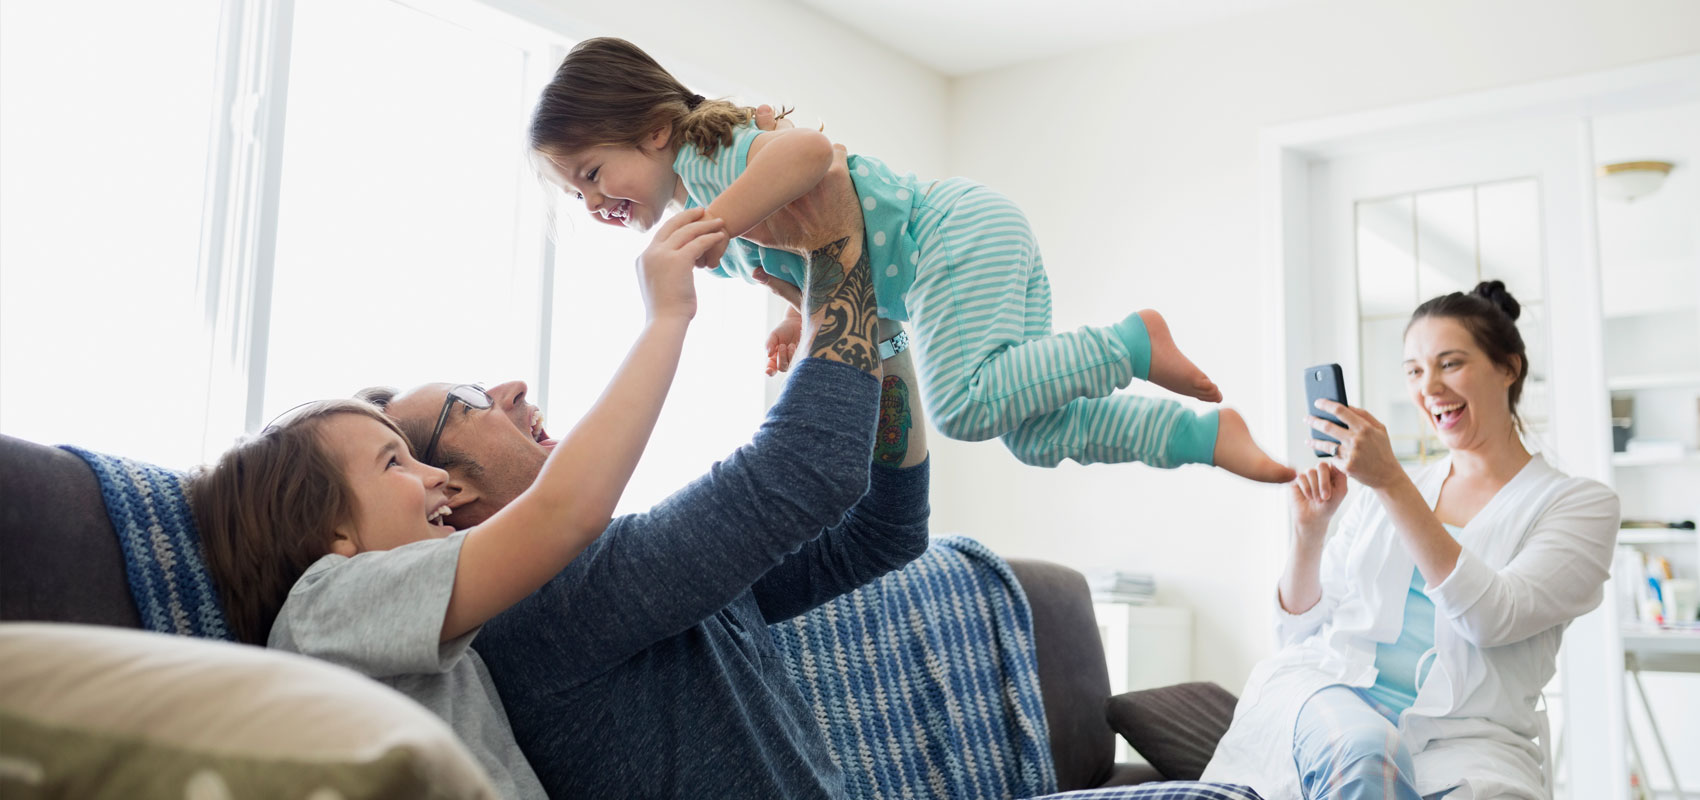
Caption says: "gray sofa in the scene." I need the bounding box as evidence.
[0,433,1237,792]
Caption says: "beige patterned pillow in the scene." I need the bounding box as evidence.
[0,623,496,799]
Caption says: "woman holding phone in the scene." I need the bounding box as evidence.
[1203,281,1620,800]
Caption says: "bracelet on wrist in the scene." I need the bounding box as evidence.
[878,329,910,360]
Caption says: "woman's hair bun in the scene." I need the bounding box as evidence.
[1472,280,1521,322]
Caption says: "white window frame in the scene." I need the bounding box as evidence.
[196,0,296,447]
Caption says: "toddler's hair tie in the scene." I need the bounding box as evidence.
[685,93,704,109]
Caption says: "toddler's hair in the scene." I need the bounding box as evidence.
[189,399,408,644]
[530,37,753,160]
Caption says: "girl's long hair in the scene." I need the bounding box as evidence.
[529,37,753,160]
[188,400,407,644]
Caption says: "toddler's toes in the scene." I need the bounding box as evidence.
[1213,408,1294,484]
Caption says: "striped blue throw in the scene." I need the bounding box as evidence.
[771,535,1059,800]
[772,536,1264,800]
[61,447,232,641]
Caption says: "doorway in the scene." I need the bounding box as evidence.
[1259,54,1700,800]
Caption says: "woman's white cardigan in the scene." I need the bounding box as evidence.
[1202,454,1619,800]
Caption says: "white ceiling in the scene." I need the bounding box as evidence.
[792,0,1320,76]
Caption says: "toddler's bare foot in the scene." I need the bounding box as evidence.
[1139,309,1222,403]
[1213,408,1296,484]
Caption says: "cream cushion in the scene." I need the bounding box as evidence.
[0,623,497,799]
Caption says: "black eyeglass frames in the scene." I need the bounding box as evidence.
[421,384,493,466]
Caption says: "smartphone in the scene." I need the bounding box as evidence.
[1303,363,1348,457]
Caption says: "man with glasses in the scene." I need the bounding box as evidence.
[359,129,933,799]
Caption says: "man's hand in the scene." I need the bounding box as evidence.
[742,104,875,374]
[753,104,794,133]
[741,145,862,256]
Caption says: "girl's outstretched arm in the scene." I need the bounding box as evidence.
[439,209,726,641]
[706,127,834,240]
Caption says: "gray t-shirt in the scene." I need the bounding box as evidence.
[269,532,546,800]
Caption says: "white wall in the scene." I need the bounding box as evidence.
[522,0,949,179]
[942,0,1700,689]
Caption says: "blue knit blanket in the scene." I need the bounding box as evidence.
[61,447,232,641]
[771,534,1058,800]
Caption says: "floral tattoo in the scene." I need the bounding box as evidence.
[874,375,912,466]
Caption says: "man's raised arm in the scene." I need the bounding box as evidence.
[479,142,892,683]
[748,134,881,377]
[752,320,931,623]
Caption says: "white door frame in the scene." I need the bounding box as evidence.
[1256,53,1700,800]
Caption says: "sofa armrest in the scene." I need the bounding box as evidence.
[0,434,139,627]
[1102,761,1165,786]
[1104,681,1238,781]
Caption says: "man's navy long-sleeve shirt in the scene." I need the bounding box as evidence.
[477,358,931,799]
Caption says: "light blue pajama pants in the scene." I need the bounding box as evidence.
[1294,686,1445,800]
[902,178,1217,468]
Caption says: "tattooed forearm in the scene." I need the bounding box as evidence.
[803,238,848,312]
[874,376,912,466]
[803,236,878,373]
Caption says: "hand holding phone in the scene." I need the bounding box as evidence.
[1303,363,1348,458]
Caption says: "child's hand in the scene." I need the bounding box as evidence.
[696,232,730,271]
[764,308,803,375]
[638,208,724,323]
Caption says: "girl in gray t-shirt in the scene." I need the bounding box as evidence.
[190,209,726,797]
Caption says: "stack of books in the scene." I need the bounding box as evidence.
[1615,546,1699,628]
[1086,570,1156,605]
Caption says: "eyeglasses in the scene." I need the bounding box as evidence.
[422,384,493,466]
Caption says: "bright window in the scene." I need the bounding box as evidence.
[263,0,542,413]
[0,1,223,469]
[1,0,771,492]
[547,211,770,514]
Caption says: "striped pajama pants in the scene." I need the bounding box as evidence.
[902,178,1214,468]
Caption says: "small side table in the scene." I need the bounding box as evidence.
[1094,601,1193,763]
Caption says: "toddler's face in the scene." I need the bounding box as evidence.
[321,414,455,556]
[537,127,683,233]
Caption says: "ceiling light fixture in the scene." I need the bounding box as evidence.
[1597,160,1676,203]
